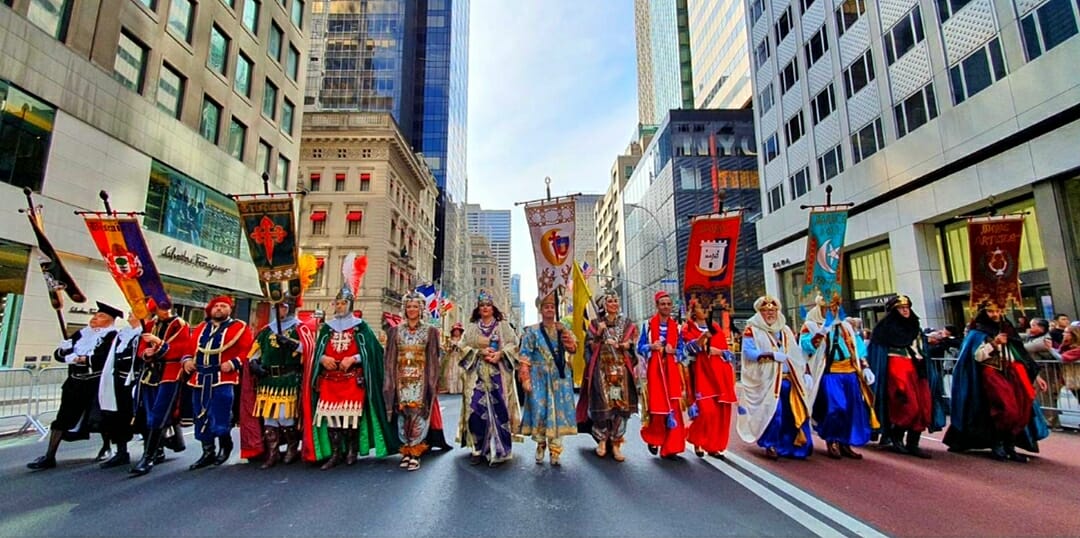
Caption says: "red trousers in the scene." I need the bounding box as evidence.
[886,356,932,432]
[980,362,1034,437]
[641,355,686,456]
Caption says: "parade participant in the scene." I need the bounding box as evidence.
[28,302,122,470]
[800,295,878,460]
[98,311,143,468]
[738,296,819,460]
[577,289,638,462]
[457,290,521,466]
[440,323,465,394]
[307,286,396,469]
[637,290,687,459]
[867,295,945,458]
[518,293,578,465]
[130,297,191,476]
[181,295,254,470]
[944,301,1049,461]
[383,291,449,472]
[681,296,736,458]
[242,296,311,468]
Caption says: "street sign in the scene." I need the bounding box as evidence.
[660,278,677,284]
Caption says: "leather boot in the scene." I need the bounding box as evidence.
[611,440,626,462]
[1003,443,1028,463]
[345,433,358,465]
[321,430,343,470]
[260,428,281,469]
[888,429,909,455]
[189,440,217,470]
[100,444,130,468]
[153,446,166,465]
[163,425,186,453]
[905,430,931,459]
[839,444,863,460]
[214,435,233,466]
[132,430,162,475]
[282,426,301,464]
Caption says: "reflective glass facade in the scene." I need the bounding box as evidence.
[644,0,693,124]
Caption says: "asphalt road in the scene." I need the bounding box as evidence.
[0,395,866,537]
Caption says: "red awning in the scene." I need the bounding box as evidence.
[309,211,327,222]
[346,211,363,222]
[310,172,321,180]
[335,173,346,180]
[360,173,371,181]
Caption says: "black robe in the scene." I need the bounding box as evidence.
[52,327,118,441]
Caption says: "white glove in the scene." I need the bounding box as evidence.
[862,368,876,385]
[59,339,74,352]
[803,373,814,391]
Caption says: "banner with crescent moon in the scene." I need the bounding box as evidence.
[525,200,575,298]
[802,209,848,302]
[684,212,742,310]
[83,216,169,320]
[967,215,1024,309]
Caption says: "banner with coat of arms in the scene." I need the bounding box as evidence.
[802,209,848,302]
[525,200,575,298]
[683,212,742,309]
[967,215,1025,309]
[83,217,169,319]
[235,197,300,302]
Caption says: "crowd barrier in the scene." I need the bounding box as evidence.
[935,357,1080,428]
[0,367,68,438]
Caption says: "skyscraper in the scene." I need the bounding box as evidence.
[466,204,511,290]
[688,0,753,109]
[635,0,694,124]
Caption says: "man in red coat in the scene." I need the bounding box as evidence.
[638,290,687,458]
[181,296,254,470]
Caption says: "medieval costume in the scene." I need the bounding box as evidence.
[440,322,465,394]
[98,312,143,468]
[131,297,191,476]
[637,290,688,458]
[457,291,521,466]
[241,298,313,468]
[738,296,819,460]
[577,290,638,462]
[28,302,122,470]
[519,293,579,465]
[383,291,449,471]
[182,295,254,470]
[681,298,737,458]
[944,303,1049,461]
[801,297,878,460]
[867,295,946,458]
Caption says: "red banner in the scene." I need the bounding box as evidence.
[967,216,1024,309]
[684,212,742,308]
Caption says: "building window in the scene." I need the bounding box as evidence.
[1020,0,1079,61]
[257,140,271,177]
[243,0,260,35]
[883,6,925,65]
[200,96,222,144]
[784,112,805,146]
[208,25,230,76]
[291,0,304,28]
[835,0,866,37]
[851,117,885,164]
[335,173,345,191]
[140,0,156,10]
[114,31,148,93]
[936,0,973,23]
[848,243,897,300]
[0,79,55,192]
[286,45,300,81]
[895,84,939,138]
[804,26,829,68]
[801,0,817,12]
[763,133,779,163]
[26,0,72,39]
[768,184,785,212]
[235,52,253,97]
[276,155,290,189]
[346,210,362,235]
[311,218,325,236]
[949,38,1007,104]
[228,118,246,161]
[758,83,774,114]
[281,98,294,136]
[774,6,793,44]
[268,22,284,62]
[308,173,320,192]
[754,38,771,70]
[843,49,875,98]
[817,144,845,183]
[262,79,278,120]
[167,0,195,43]
[780,58,799,95]
[811,84,836,125]
[789,167,811,199]
[749,0,765,25]
[360,172,371,191]
[143,159,241,257]
[156,64,184,118]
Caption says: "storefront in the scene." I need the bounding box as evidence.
[0,240,30,367]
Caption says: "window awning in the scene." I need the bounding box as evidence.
[346,211,363,222]
[360,173,371,181]
[310,173,321,180]
[335,173,346,181]
[310,211,327,222]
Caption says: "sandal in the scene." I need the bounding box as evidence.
[406,458,421,472]
[399,456,412,468]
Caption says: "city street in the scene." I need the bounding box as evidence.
[1,395,1075,537]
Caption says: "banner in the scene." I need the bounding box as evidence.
[683,212,742,309]
[525,200,575,298]
[236,197,299,301]
[26,204,86,309]
[967,216,1024,309]
[83,217,168,319]
[571,262,593,388]
[802,209,848,302]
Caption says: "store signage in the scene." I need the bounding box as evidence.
[69,305,97,315]
[159,246,231,277]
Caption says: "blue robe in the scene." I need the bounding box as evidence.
[518,323,578,440]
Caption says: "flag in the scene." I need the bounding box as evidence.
[683,212,742,310]
[415,283,439,317]
[235,196,300,302]
[581,261,594,279]
[25,197,86,310]
[967,216,1024,309]
[525,200,576,298]
[802,209,849,303]
[571,262,592,388]
[83,216,169,320]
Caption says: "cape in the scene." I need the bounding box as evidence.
[576,316,639,433]
[866,313,946,435]
[382,324,450,451]
[240,321,315,460]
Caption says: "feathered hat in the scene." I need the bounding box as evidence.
[336,252,368,307]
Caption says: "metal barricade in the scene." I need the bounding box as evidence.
[933,357,1080,428]
[32,366,69,437]
[0,368,40,435]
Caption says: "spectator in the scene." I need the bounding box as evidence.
[1060,326,1080,402]
[1025,319,1059,361]
[1016,316,1030,338]
[1050,313,1070,348]
[928,325,961,358]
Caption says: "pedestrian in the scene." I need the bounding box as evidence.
[130,297,191,476]
[98,311,144,468]
[1058,326,1080,401]
[440,322,465,394]
[638,290,688,459]
[518,293,579,465]
[681,296,736,459]
[800,295,878,460]
[577,289,639,462]
[181,295,254,470]
[866,295,945,459]
[383,291,449,472]
[738,296,818,460]
[1050,313,1070,348]
[28,302,122,470]
[457,290,520,466]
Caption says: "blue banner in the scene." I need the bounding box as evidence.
[802,210,848,302]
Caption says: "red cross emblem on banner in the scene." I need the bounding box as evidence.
[250,216,287,262]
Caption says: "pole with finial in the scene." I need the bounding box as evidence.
[99,190,114,216]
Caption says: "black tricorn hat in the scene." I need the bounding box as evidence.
[95,301,124,319]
